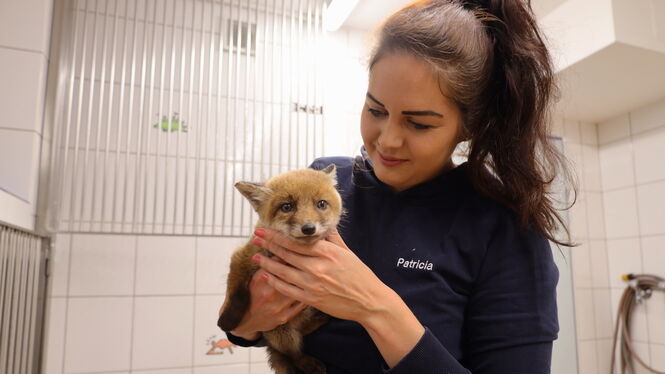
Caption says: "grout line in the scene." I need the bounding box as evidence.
[0,44,48,56]
[628,111,653,362]
[129,234,139,371]
[192,236,199,369]
[60,233,74,373]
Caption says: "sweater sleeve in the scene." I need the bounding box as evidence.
[225,331,266,347]
[459,209,559,373]
[387,210,559,374]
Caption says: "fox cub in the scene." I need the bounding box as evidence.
[218,164,342,374]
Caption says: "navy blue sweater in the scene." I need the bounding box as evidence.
[228,154,559,374]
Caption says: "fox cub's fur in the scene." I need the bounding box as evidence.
[218,165,342,374]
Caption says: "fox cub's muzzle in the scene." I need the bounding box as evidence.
[301,223,316,236]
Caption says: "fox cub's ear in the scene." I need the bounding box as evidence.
[235,182,271,212]
[321,164,337,187]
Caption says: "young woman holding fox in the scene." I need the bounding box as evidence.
[220,0,574,372]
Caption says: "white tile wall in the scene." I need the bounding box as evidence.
[42,297,67,374]
[0,48,48,132]
[636,181,665,236]
[0,0,53,231]
[42,232,270,374]
[0,0,53,53]
[68,234,136,296]
[597,113,630,145]
[132,296,195,370]
[64,297,133,373]
[0,129,41,202]
[603,188,639,239]
[196,236,244,295]
[598,138,634,190]
[578,95,665,374]
[632,126,665,184]
[135,236,196,295]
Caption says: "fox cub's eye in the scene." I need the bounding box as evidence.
[316,200,328,210]
[280,203,294,212]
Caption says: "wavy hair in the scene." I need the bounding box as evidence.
[369,0,576,247]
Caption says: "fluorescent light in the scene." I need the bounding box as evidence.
[325,0,359,32]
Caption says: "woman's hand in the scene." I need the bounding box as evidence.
[220,264,307,341]
[252,228,426,368]
[251,228,390,324]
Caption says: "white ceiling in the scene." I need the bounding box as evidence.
[340,0,568,31]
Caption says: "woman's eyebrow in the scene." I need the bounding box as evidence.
[401,110,443,118]
[367,92,443,118]
[366,92,385,107]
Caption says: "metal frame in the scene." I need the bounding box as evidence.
[45,0,326,236]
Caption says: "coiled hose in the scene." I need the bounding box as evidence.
[611,273,665,374]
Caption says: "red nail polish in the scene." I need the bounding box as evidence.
[252,238,262,247]
[254,228,266,237]
[261,273,269,280]
[252,254,261,264]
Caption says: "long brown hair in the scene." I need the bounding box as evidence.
[369,0,576,247]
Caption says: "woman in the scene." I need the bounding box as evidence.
[221,0,574,372]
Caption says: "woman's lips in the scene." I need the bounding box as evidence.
[377,151,407,167]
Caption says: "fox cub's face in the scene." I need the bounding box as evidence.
[235,165,342,244]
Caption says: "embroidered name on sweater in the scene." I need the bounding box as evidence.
[396,257,434,271]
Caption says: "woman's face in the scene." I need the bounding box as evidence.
[361,53,464,192]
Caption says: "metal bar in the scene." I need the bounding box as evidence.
[58,2,88,230]
[269,0,277,180]
[279,0,286,175]
[193,0,207,235]
[315,0,322,158]
[45,0,77,234]
[231,0,242,236]
[25,236,40,374]
[0,229,13,372]
[174,0,188,234]
[80,0,105,231]
[140,0,158,232]
[0,229,8,357]
[222,0,235,236]
[297,0,303,168]
[260,0,268,184]
[111,0,130,232]
[5,232,19,373]
[152,0,169,233]
[244,0,255,235]
[203,0,216,235]
[19,235,35,374]
[132,0,151,234]
[306,0,311,165]
[99,0,120,232]
[122,0,139,232]
[162,0,178,234]
[184,0,197,235]
[287,0,300,169]
[213,0,225,236]
[68,0,92,232]
[20,234,31,374]
[15,234,27,374]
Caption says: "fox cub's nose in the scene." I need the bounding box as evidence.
[301,223,316,236]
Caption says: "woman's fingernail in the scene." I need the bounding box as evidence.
[254,228,266,237]
[252,238,262,247]
[251,254,261,264]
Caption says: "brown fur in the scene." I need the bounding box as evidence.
[218,165,342,374]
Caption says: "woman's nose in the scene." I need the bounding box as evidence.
[377,119,404,149]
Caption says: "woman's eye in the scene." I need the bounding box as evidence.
[280,203,294,212]
[316,200,328,210]
[368,108,386,118]
[408,120,433,130]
